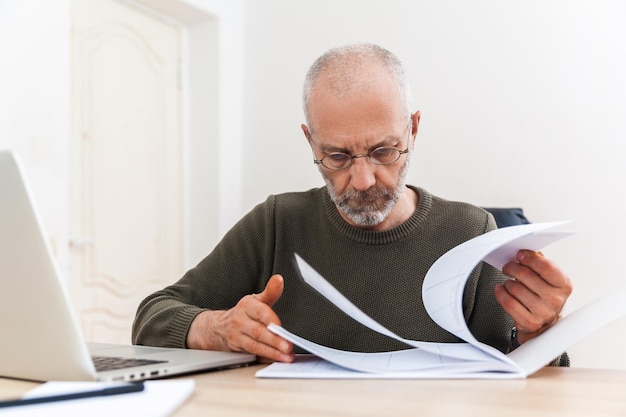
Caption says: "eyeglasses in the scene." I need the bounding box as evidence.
[312,123,411,171]
[314,147,409,170]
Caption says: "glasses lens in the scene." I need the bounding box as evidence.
[323,153,351,170]
[370,147,401,165]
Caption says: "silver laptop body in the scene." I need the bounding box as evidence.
[0,150,254,382]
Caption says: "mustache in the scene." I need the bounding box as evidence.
[335,188,394,209]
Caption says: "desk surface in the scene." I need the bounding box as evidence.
[2,365,625,416]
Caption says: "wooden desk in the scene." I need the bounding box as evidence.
[2,365,625,416]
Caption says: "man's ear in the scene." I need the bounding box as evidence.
[409,111,421,149]
[301,124,312,143]
[411,111,421,138]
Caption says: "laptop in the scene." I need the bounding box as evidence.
[0,150,255,382]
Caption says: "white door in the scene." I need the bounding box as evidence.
[70,0,183,344]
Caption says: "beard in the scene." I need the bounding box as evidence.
[321,153,411,227]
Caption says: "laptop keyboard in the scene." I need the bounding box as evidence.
[92,355,168,372]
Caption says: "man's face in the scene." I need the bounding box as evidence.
[316,124,412,228]
[303,71,417,229]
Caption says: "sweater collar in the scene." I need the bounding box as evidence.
[322,185,432,245]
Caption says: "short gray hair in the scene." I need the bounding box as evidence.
[302,43,413,127]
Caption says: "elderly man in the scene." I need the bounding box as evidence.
[132,43,571,365]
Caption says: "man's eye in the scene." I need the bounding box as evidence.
[371,147,396,162]
[327,153,350,162]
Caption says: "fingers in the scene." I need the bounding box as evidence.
[186,274,295,362]
[512,250,568,289]
[237,329,293,363]
[217,275,294,363]
[495,250,572,343]
[254,274,285,307]
[505,250,572,301]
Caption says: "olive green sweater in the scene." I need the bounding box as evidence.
[133,187,513,352]
[132,186,513,354]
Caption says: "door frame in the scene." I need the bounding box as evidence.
[120,0,245,268]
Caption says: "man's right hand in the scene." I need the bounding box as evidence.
[186,274,295,363]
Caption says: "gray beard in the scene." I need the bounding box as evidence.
[321,155,410,227]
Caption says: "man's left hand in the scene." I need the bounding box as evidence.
[494,250,572,344]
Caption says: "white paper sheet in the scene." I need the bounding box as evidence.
[257,222,626,378]
[292,255,496,363]
[0,380,195,417]
[256,355,522,379]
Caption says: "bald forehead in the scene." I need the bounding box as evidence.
[310,54,392,97]
[303,44,411,129]
[306,63,406,134]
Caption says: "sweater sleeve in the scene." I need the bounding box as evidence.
[132,197,277,348]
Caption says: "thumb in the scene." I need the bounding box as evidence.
[255,274,284,307]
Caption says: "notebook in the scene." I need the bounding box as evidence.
[0,149,255,382]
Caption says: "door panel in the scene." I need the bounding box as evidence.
[70,0,183,344]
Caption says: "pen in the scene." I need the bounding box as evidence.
[0,381,145,408]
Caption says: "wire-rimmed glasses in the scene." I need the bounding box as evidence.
[313,122,411,171]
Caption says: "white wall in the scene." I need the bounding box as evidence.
[182,0,246,248]
[0,0,71,269]
[241,0,626,369]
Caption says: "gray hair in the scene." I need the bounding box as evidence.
[302,43,413,127]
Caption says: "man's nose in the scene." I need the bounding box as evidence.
[348,157,376,191]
